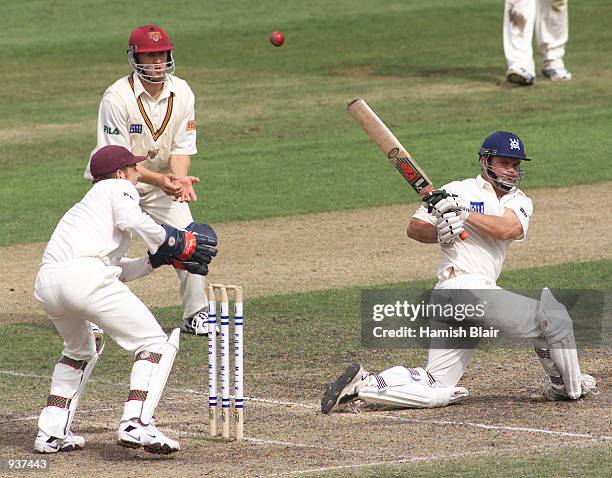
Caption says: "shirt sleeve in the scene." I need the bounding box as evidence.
[170,85,197,156]
[503,194,533,240]
[110,182,166,252]
[85,94,132,179]
[412,202,436,225]
[119,256,154,282]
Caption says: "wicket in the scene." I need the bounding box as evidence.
[207,284,244,440]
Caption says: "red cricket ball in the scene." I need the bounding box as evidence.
[269,31,285,47]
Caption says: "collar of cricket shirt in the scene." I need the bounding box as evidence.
[129,73,175,141]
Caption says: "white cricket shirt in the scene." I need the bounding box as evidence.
[413,175,533,284]
[85,73,197,195]
[42,179,165,270]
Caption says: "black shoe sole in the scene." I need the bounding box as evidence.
[118,439,178,455]
[320,363,361,414]
[144,443,180,455]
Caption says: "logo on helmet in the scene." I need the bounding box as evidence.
[509,138,521,150]
[148,31,162,42]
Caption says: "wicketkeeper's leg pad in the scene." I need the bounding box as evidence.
[537,288,582,399]
[358,366,469,408]
[121,328,180,425]
[38,327,100,439]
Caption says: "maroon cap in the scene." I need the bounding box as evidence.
[90,146,147,178]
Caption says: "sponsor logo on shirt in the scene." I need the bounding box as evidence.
[104,125,120,135]
[186,120,196,132]
[519,207,528,218]
[147,149,159,160]
[470,201,484,213]
[129,124,143,134]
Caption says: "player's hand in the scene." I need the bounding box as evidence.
[430,195,470,221]
[423,189,450,208]
[158,173,183,197]
[173,175,200,202]
[437,212,465,246]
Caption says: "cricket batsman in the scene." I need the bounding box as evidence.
[322,131,597,413]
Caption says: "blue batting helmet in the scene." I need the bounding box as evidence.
[479,131,531,161]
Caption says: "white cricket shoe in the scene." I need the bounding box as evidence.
[506,66,535,86]
[542,67,572,81]
[321,363,369,414]
[181,309,211,336]
[34,430,85,454]
[543,374,597,401]
[117,419,180,455]
[447,386,470,404]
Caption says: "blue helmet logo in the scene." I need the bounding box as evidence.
[479,131,531,161]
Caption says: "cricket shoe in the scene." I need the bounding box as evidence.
[447,386,470,404]
[321,363,369,414]
[543,374,597,401]
[180,309,210,336]
[34,430,85,454]
[506,66,535,86]
[117,419,180,455]
[542,67,572,81]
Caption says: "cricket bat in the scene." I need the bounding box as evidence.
[347,97,468,240]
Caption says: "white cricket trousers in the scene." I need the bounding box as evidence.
[34,258,167,358]
[425,274,541,387]
[139,186,207,319]
[503,0,569,76]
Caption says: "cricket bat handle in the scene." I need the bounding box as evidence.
[347,98,468,240]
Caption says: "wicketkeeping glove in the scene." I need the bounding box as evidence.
[149,224,218,276]
[437,212,465,246]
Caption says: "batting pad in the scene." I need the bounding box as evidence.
[358,366,469,408]
[538,288,582,399]
[121,328,180,424]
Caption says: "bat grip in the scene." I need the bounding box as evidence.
[459,231,469,240]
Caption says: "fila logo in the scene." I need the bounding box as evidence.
[130,124,143,134]
[470,201,485,213]
[520,207,528,218]
[509,138,520,150]
[104,125,120,135]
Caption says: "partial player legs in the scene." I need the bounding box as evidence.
[321,365,469,413]
[504,0,537,81]
[35,317,99,450]
[535,0,570,76]
[117,329,181,454]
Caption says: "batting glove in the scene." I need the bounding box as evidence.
[430,195,470,221]
[437,213,465,246]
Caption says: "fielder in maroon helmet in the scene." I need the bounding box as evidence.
[85,25,215,337]
[127,25,176,84]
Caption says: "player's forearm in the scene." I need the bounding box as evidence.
[466,212,522,241]
[407,218,438,243]
[170,154,191,176]
[137,164,165,187]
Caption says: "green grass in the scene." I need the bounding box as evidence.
[314,442,611,477]
[1,0,612,245]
